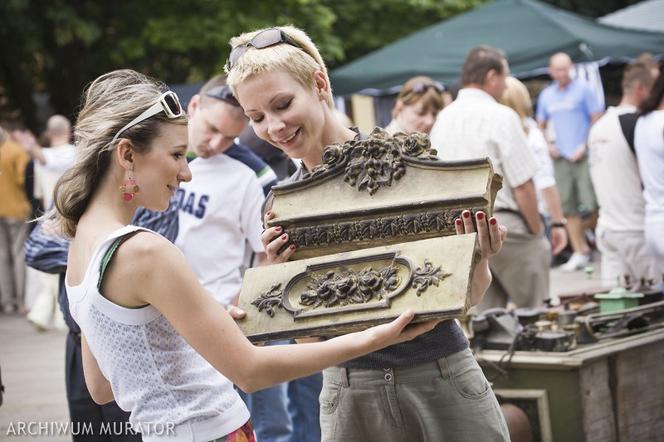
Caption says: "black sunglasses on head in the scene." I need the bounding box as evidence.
[225,28,301,71]
[205,85,240,107]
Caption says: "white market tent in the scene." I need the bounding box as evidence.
[599,0,664,33]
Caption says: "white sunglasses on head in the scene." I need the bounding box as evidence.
[111,91,184,143]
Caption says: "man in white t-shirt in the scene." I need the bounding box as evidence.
[588,56,660,286]
[175,79,265,306]
[174,75,292,442]
[430,45,550,311]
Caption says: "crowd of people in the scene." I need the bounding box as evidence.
[0,23,662,442]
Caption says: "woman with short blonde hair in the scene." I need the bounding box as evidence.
[227,25,510,442]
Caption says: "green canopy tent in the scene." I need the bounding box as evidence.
[330,0,664,96]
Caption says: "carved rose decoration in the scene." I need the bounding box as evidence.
[302,127,438,194]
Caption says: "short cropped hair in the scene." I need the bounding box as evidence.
[461,45,506,86]
[622,54,658,93]
[225,25,334,108]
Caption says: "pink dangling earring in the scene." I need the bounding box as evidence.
[120,176,139,202]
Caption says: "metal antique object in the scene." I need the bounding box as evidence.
[237,128,502,341]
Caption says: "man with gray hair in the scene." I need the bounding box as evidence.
[430,45,551,311]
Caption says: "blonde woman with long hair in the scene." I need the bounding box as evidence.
[55,69,436,442]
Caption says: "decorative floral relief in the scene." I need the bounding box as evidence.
[252,259,451,318]
[302,127,439,195]
[288,209,463,249]
[299,266,400,309]
[251,283,284,318]
[411,259,451,296]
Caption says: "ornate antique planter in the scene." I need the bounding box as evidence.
[237,128,502,341]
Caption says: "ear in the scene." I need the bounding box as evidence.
[115,138,136,172]
[313,71,330,98]
[485,68,498,86]
[187,94,201,116]
[393,100,404,118]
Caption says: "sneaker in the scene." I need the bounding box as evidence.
[559,253,590,272]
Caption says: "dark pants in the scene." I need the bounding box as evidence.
[66,332,141,441]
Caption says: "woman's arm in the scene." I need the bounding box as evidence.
[81,334,115,405]
[108,233,436,394]
[454,210,507,306]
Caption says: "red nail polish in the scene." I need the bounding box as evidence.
[275,226,282,232]
[281,234,288,240]
[463,211,470,218]
[490,218,497,225]
[289,245,296,250]
[455,219,462,225]
[477,212,484,220]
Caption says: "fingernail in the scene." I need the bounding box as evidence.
[463,211,470,219]
[490,218,497,225]
[477,212,484,220]
[275,226,282,232]
[455,219,462,225]
[289,245,296,250]
[281,234,288,240]
[266,210,272,217]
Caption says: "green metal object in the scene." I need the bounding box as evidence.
[594,287,643,314]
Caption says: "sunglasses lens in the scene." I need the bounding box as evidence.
[252,28,283,49]
[163,93,181,116]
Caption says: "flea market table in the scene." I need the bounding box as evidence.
[476,328,664,442]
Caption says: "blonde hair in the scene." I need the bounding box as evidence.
[500,76,532,133]
[392,76,445,118]
[225,25,334,108]
[52,69,187,237]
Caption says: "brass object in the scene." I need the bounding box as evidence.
[237,128,502,341]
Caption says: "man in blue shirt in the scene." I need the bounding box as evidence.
[537,52,603,272]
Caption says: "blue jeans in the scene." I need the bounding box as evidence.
[288,371,323,442]
[237,340,292,442]
[238,382,292,442]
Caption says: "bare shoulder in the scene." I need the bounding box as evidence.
[103,231,186,306]
[117,232,184,271]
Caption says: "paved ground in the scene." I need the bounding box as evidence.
[0,264,602,441]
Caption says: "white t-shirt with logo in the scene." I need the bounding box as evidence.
[175,154,265,305]
[588,105,646,231]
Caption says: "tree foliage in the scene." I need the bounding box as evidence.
[0,0,635,130]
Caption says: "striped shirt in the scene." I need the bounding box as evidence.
[24,199,181,333]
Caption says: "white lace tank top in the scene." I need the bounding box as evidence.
[66,225,249,441]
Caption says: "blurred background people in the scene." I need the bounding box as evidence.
[634,61,664,273]
[24,115,75,330]
[430,46,550,312]
[500,76,568,257]
[0,124,31,314]
[385,76,445,135]
[536,52,604,272]
[588,55,660,287]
